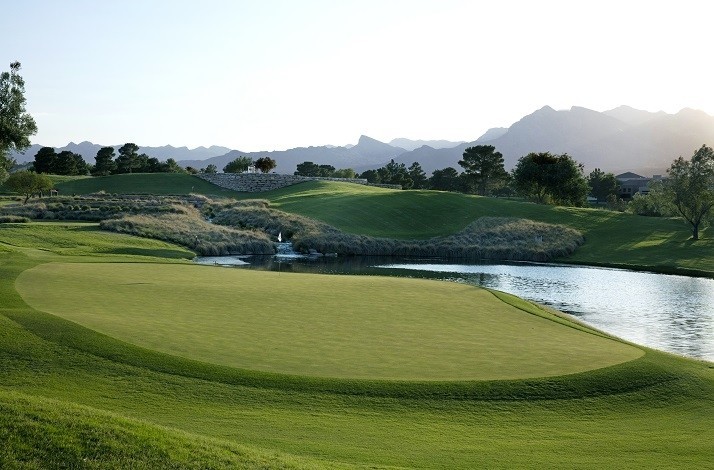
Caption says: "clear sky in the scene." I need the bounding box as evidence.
[2,0,712,151]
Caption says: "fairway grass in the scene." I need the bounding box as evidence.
[0,221,193,259]
[1,221,713,468]
[16,262,642,380]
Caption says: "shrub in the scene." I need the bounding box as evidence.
[0,215,30,223]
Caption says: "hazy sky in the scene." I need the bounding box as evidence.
[2,0,712,151]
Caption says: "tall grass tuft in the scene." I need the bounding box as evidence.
[0,193,207,221]
[0,216,30,223]
[100,212,274,256]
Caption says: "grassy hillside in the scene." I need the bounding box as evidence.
[257,181,714,275]
[54,173,241,197]
[1,223,712,468]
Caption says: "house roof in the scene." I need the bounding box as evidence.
[616,172,645,180]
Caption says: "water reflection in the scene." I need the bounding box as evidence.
[206,255,714,361]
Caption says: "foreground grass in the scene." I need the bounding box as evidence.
[0,390,320,470]
[0,223,712,468]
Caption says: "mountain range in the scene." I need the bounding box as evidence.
[10,143,232,165]
[388,106,714,176]
[11,106,714,176]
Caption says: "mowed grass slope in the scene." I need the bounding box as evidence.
[0,221,193,259]
[0,223,713,468]
[55,173,242,197]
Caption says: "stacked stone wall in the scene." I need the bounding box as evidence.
[195,173,401,192]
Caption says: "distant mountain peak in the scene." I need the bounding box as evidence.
[356,135,385,146]
[676,107,709,118]
[355,135,405,153]
[389,138,466,151]
[603,105,666,126]
[536,105,556,113]
[475,127,508,143]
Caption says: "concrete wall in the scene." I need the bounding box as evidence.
[196,173,401,192]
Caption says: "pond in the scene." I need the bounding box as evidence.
[194,252,714,362]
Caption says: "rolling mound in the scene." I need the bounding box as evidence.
[16,262,642,381]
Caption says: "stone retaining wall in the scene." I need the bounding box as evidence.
[196,173,401,192]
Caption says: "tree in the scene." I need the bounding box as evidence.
[0,62,38,182]
[92,146,116,176]
[512,152,588,206]
[332,168,356,179]
[52,150,88,175]
[458,145,509,196]
[377,159,412,189]
[295,162,336,177]
[254,156,277,173]
[359,169,380,183]
[549,155,589,206]
[160,158,184,173]
[587,168,620,203]
[115,143,140,174]
[0,154,12,183]
[33,147,87,175]
[429,167,461,192]
[628,181,673,217]
[317,164,335,176]
[201,164,217,174]
[223,156,253,173]
[408,162,428,189]
[664,144,714,240]
[5,170,53,204]
[295,161,320,176]
[33,147,57,174]
[133,153,152,172]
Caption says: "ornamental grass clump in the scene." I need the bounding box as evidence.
[211,200,326,240]
[0,194,203,221]
[0,215,30,223]
[100,212,274,256]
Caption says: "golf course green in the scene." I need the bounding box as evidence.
[16,262,642,380]
[1,177,713,468]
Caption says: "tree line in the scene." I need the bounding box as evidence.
[31,143,186,176]
[293,147,616,203]
[221,156,277,174]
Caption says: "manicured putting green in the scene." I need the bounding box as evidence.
[16,262,642,380]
